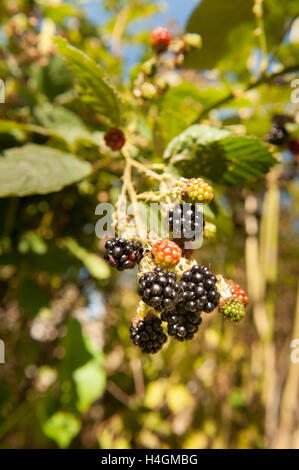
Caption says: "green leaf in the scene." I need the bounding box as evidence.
[157,83,209,147]
[164,125,276,185]
[0,144,91,197]
[33,104,95,146]
[73,359,106,413]
[60,319,93,379]
[185,0,253,70]
[17,279,50,317]
[62,238,110,280]
[185,0,299,72]
[55,37,124,126]
[42,411,81,448]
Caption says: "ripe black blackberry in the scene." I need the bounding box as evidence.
[130,314,167,353]
[266,125,288,146]
[162,305,202,341]
[104,238,143,271]
[137,267,181,313]
[179,265,220,313]
[167,204,205,242]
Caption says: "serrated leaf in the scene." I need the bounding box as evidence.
[0,144,91,197]
[164,125,276,185]
[55,37,124,126]
[42,411,81,448]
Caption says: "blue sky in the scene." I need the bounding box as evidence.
[80,0,199,73]
[81,0,198,29]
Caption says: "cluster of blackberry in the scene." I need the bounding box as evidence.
[104,238,143,271]
[137,268,181,312]
[130,315,167,354]
[167,203,205,242]
[179,265,220,313]
[103,175,247,356]
[134,264,219,351]
[162,307,202,342]
[218,278,249,323]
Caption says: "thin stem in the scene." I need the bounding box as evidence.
[121,146,144,237]
[192,63,299,123]
[253,0,268,75]
[129,158,164,181]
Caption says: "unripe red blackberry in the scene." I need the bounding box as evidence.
[221,299,245,323]
[226,279,249,306]
[162,306,202,342]
[137,267,181,313]
[130,314,167,353]
[152,239,182,267]
[150,27,171,53]
[178,178,214,204]
[266,125,288,146]
[104,238,143,271]
[179,265,220,314]
[104,128,126,151]
[167,203,205,242]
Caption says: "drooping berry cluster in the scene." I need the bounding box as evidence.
[218,277,249,323]
[178,178,214,204]
[221,300,245,323]
[152,239,182,267]
[168,204,205,242]
[179,265,220,314]
[130,314,167,353]
[104,238,143,271]
[137,268,181,312]
[162,306,202,342]
[104,128,126,151]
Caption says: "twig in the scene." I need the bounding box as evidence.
[253,0,268,75]
[192,64,299,123]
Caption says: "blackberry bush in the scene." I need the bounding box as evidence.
[130,314,167,353]
[104,238,143,271]
[137,267,181,312]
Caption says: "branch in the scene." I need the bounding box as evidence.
[193,64,299,123]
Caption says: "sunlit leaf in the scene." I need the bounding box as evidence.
[0,144,91,197]
[42,411,81,448]
[55,37,124,126]
[164,124,276,185]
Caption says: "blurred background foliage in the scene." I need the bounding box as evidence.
[0,0,299,449]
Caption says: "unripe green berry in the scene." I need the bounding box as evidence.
[221,300,245,323]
